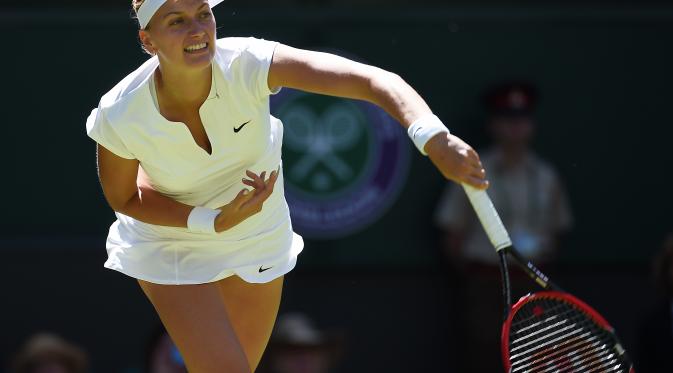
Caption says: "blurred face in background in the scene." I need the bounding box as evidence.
[271,348,332,373]
[28,362,70,373]
[489,114,535,153]
[140,0,217,72]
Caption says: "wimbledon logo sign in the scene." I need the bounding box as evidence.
[271,85,411,239]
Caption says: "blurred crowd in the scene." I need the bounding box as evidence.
[8,312,342,373]
[9,333,88,373]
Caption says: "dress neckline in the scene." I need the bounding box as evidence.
[145,64,220,157]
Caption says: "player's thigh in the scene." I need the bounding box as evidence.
[138,279,251,373]
[216,275,284,370]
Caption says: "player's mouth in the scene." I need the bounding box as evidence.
[184,42,208,54]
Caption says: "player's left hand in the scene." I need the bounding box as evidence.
[424,132,489,189]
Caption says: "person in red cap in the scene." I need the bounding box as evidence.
[434,81,573,372]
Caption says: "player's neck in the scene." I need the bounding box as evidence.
[154,64,212,108]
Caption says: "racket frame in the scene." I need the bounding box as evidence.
[500,291,619,371]
[461,184,634,372]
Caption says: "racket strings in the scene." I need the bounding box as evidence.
[510,309,586,349]
[513,336,614,373]
[510,316,621,372]
[511,333,621,373]
[509,307,623,372]
[507,298,630,372]
[517,338,620,373]
[511,302,579,330]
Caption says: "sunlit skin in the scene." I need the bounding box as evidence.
[139,0,217,114]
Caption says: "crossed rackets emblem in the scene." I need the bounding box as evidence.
[282,103,362,189]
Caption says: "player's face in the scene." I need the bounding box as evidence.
[142,0,216,71]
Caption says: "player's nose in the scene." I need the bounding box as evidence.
[189,28,206,39]
[187,21,207,38]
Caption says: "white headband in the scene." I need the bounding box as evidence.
[137,0,225,29]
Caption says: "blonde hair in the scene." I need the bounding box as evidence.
[132,0,145,16]
[132,0,154,55]
[132,0,150,30]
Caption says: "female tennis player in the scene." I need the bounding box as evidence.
[86,0,488,371]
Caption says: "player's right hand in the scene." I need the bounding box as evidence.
[214,167,280,232]
[425,132,489,189]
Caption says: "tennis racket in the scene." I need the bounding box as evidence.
[462,184,635,373]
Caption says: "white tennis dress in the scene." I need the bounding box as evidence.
[85,37,303,285]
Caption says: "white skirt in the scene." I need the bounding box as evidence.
[102,200,304,285]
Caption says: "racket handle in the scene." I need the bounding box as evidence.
[462,184,512,251]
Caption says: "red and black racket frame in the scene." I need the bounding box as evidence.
[496,247,635,373]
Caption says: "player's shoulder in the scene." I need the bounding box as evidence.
[214,36,279,66]
[98,56,158,114]
[215,36,252,51]
[215,36,277,53]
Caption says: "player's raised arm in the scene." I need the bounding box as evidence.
[268,43,488,189]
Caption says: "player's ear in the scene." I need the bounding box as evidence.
[138,30,156,56]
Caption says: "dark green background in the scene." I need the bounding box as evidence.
[1,5,672,372]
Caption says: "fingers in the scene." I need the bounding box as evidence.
[232,188,255,208]
[266,166,280,189]
[463,176,489,190]
[255,168,279,199]
[242,169,277,191]
[243,170,265,190]
[466,148,483,168]
[460,161,488,190]
[433,135,489,189]
[239,167,280,210]
[447,164,487,190]
[459,147,487,188]
[468,166,486,180]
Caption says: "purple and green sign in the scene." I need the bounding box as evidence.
[271,87,411,239]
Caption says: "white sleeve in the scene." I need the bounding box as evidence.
[238,37,280,99]
[85,106,135,160]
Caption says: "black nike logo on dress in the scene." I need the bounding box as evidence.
[258,265,273,273]
[234,120,251,133]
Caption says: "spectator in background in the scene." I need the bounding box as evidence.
[262,313,343,373]
[144,325,187,373]
[635,232,673,373]
[10,333,88,373]
[434,81,573,372]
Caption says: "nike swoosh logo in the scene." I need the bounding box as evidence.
[258,265,273,273]
[234,120,251,133]
[412,126,423,139]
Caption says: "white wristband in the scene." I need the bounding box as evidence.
[407,114,450,155]
[187,206,221,234]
